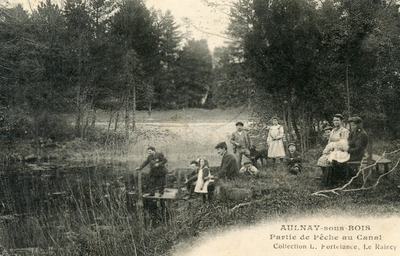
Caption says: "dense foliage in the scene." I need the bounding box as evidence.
[0,0,213,140]
[2,0,400,143]
[213,0,400,143]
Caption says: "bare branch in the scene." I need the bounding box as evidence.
[342,157,400,192]
[385,148,400,156]
[312,152,400,197]
[230,199,264,212]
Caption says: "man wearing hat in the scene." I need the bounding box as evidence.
[215,142,238,179]
[322,126,333,142]
[347,116,368,161]
[136,146,168,197]
[230,122,252,168]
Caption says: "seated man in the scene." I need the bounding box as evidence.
[239,161,259,176]
[347,116,368,162]
[215,142,239,180]
[345,116,368,178]
[184,160,199,199]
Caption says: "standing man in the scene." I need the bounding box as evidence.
[215,142,238,180]
[136,146,168,197]
[347,117,368,161]
[230,122,252,168]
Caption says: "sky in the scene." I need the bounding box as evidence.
[4,0,233,51]
[147,0,233,51]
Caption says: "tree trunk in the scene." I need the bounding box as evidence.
[107,110,114,142]
[75,85,81,137]
[132,84,136,132]
[114,111,119,132]
[148,101,152,118]
[346,61,351,116]
[125,95,130,140]
[282,105,289,153]
[291,113,301,146]
[287,102,293,142]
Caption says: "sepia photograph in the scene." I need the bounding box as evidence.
[1,0,400,255]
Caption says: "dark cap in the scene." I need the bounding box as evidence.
[244,161,252,165]
[190,160,199,166]
[235,122,244,126]
[348,116,363,124]
[147,146,155,151]
[288,143,296,148]
[215,142,227,150]
[323,126,333,131]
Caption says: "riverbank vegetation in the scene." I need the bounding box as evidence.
[0,108,399,255]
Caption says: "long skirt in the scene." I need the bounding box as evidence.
[321,162,348,187]
[268,139,286,158]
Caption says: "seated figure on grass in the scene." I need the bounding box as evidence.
[215,142,239,180]
[286,143,302,175]
[239,161,259,176]
[194,157,215,202]
[184,160,200,199]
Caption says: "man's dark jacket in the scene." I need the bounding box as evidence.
[348,128,368,161]
[140,152,168,176]
[219,151,238,179]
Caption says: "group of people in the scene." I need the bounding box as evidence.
[135,140,240,202]
[135,114,368,200]
[230,119,301,175]
[135,117,302,201]
[317,114,368,187]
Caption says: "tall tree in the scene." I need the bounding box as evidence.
[110,0,158,133]
[151,9,182,109]
[0,4,52,139]
[63,0,94,137]
[174,39,213,108]
[212,45,253,108]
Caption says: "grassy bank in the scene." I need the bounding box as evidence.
[0,108,399,255]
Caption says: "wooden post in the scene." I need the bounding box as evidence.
[136,167,145,237]
[137,169,143,209]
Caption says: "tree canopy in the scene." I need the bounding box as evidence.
[221,0,400,142]
[0,0,213,141]
[1,0,400,144]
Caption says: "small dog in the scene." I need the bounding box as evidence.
[249,146,268,167]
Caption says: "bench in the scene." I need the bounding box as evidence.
[347,154,392,172]
[346,141,392,173]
